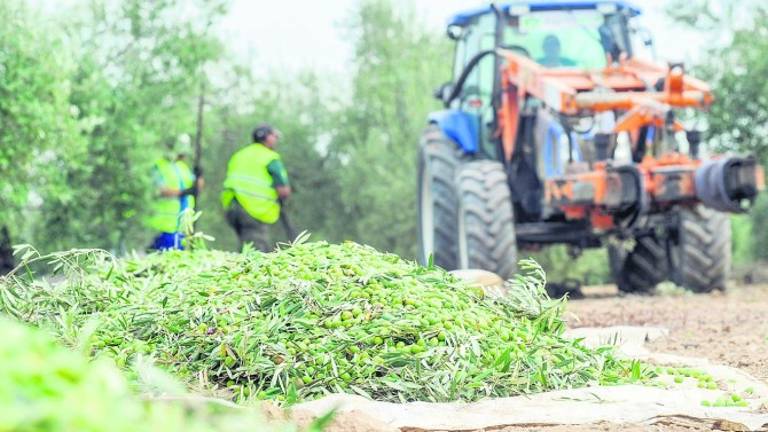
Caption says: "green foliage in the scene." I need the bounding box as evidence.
[530,247,611,286]
[0,0,452,259]
[0,0,237,253]
[695,9,768,161]
[329,0,452,257]
[745,194,768,261]
[0,1,83,235]
[36,0,227,252]
[1,243,648,404]
[195,0,452,256]
[1,316,146,431]
[731,214,754,266]
[669,1,768,264]
[0,316,291,432]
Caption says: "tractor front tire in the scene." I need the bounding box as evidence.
[455,160,517,280]
[671,205,731,292]
[609,235,669,294]
[417,125,462,269]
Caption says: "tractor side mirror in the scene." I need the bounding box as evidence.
[447,25,463,41]
[598,24,621,63]
[632,26,657,59]
[637,27,654,49]
[434,82,454,104]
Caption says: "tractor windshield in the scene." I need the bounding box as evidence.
[503,9,617,69]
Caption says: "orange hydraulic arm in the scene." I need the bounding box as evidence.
[496,50,713,161]
[495,50,764,226]
[544,153,764,230]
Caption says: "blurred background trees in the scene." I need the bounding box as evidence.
[1,0,767,281]
[1,0,451,258]
[667,0,768,265]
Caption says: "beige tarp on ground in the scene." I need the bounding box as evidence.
[293,326,768,431]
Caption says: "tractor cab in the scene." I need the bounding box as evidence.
[439,1,642,159]
[449,1,639,69]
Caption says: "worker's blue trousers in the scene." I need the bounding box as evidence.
[150,232,184,251]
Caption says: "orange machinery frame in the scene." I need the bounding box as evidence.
[497,50,713,162]
[494,51,763,230]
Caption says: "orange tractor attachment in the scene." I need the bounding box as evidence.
[496,52,764,229]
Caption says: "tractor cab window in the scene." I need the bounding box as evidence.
[502,10,622,69]
[452,13,496,104]
[452,13,498,157]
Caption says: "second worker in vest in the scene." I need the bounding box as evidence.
[145,135,204,250]
[221,123,291,252]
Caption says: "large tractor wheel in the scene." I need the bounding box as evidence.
[417,125,462,269]
[671,205,731,292]
[455,160,517,280]
[609,235,669,294]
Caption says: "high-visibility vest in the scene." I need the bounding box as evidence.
[221,143,282,224]
[145,158,195,233]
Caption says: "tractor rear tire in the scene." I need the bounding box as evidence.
[671,206,731,292]
[417,125,462,269]
[455,160,517,280]
[609,235,669,294]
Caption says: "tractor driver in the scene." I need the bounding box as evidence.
[537,34,577,68]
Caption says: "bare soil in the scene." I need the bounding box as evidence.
[495,284,768,432]
[567,284,768,383]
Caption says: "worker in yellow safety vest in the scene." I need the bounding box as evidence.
[145,135,204,250]
[221,123,291,252]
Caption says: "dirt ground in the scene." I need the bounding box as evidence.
[494,284,768,432]
[567,284,768,383]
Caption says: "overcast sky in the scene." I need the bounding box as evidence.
[219,0,703,76]
[34,0,706,76]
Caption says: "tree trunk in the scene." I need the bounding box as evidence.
[0,226,14,275]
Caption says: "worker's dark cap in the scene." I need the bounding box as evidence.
[252,123,281,143]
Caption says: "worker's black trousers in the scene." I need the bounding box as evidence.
[225,200,272,253]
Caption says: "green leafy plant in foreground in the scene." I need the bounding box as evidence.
[0,317,301,432]
[1,241,652,404]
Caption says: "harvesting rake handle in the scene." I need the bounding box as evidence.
[278,198,298,241]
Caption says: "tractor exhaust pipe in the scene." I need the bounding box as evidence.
[695,156,764,213]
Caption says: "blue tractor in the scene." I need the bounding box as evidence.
[416,1,763,292]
